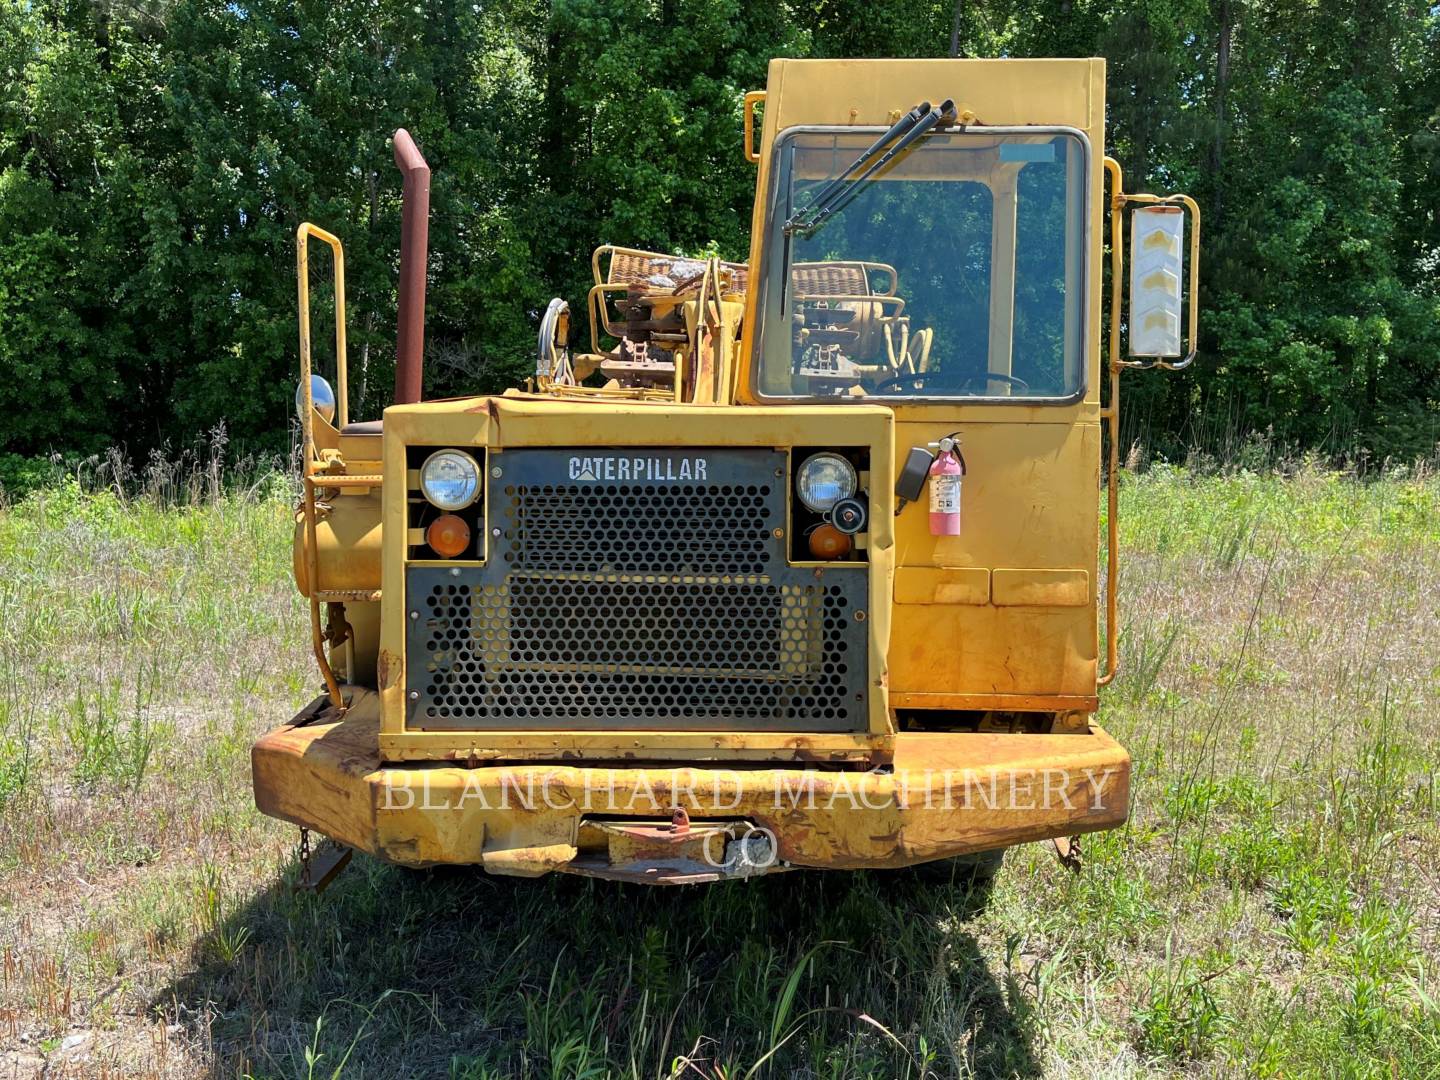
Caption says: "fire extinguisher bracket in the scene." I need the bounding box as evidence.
[894,446,936,512]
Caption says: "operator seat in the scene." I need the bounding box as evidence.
[340,420,384,436]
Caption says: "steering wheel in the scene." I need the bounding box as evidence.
[871,371,945,395]
[958,371,1030,394]
[871,370,1032,396]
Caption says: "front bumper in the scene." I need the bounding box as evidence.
[252,690,1129,883]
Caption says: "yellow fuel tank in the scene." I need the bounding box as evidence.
[292,491,382,597]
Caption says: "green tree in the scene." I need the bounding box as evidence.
[0,0,1437,461]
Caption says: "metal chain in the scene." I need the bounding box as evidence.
[299,827,312,888]
[1063,834,1083,871]
[1053,833,1083,872]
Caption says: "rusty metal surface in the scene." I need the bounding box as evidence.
[1052,834,1083,872]
[373,400,899,759]
[252,689,1130,882]
[294,838,354,894]
[568,818,785,885]
[253,61,1182,879]
[567,817,789,887]
[393,128,429,406]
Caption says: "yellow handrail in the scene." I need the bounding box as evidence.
[1098,161,1203,688]
[296,221,348,710]
[297,222,348,435]
[1098,158,1124,687]
[587,281,632,352]
[743,91,766,164]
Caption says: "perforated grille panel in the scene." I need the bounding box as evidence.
[405,448,868,732]
[503,484,772,575]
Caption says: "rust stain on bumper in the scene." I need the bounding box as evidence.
[252,689,1130,882]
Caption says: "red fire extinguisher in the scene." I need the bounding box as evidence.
[928,437,966,536]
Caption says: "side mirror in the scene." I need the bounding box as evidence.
[297,374,336,425]
[1128,205,1187,360]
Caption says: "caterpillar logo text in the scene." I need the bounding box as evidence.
[568,455,710,482]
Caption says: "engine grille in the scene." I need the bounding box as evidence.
[502,482,772,575]
[405,448,868,732]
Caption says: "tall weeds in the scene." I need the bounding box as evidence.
[0,454,1436,1077]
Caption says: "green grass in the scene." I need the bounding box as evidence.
[1,460,1438,1077]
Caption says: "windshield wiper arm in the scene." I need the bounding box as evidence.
[783,101,933,236]
[785,99,957,239]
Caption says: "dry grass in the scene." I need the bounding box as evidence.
[0,458,1437,1078]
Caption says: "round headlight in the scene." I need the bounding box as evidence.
[796,453,857,513]
[296,374,336,425]
[420,450,481,511]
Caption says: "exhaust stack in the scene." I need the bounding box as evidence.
[393,128,429,405]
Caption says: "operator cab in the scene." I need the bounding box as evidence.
[755,124,1087,404]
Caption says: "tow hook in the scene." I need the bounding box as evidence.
[670,806,691,835]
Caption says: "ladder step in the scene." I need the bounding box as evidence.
[309,474,383,488]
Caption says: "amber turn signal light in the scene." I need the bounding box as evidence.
[426,514,471,558]
[807,522,852,560]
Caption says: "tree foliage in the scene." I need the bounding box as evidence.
[1,0,1437,459]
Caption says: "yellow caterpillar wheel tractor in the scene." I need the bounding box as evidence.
[255,57,1200,889]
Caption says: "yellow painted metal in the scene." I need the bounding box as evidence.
[992,568,1090,607]
[297,223,349,430]
[893,566,990,606]
[682,257,743,404]
[291,492,382,598]
[254,690,1130,873]
[375,396,896,763]
[884,416,1100,699]
[259,58,1205,875]
[296,222,351,709]
[1099,157,1125,686]
[743,91,766,164]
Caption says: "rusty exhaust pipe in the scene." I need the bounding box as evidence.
[393,128,429,405]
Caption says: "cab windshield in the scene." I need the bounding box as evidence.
[755,128,1088,401]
